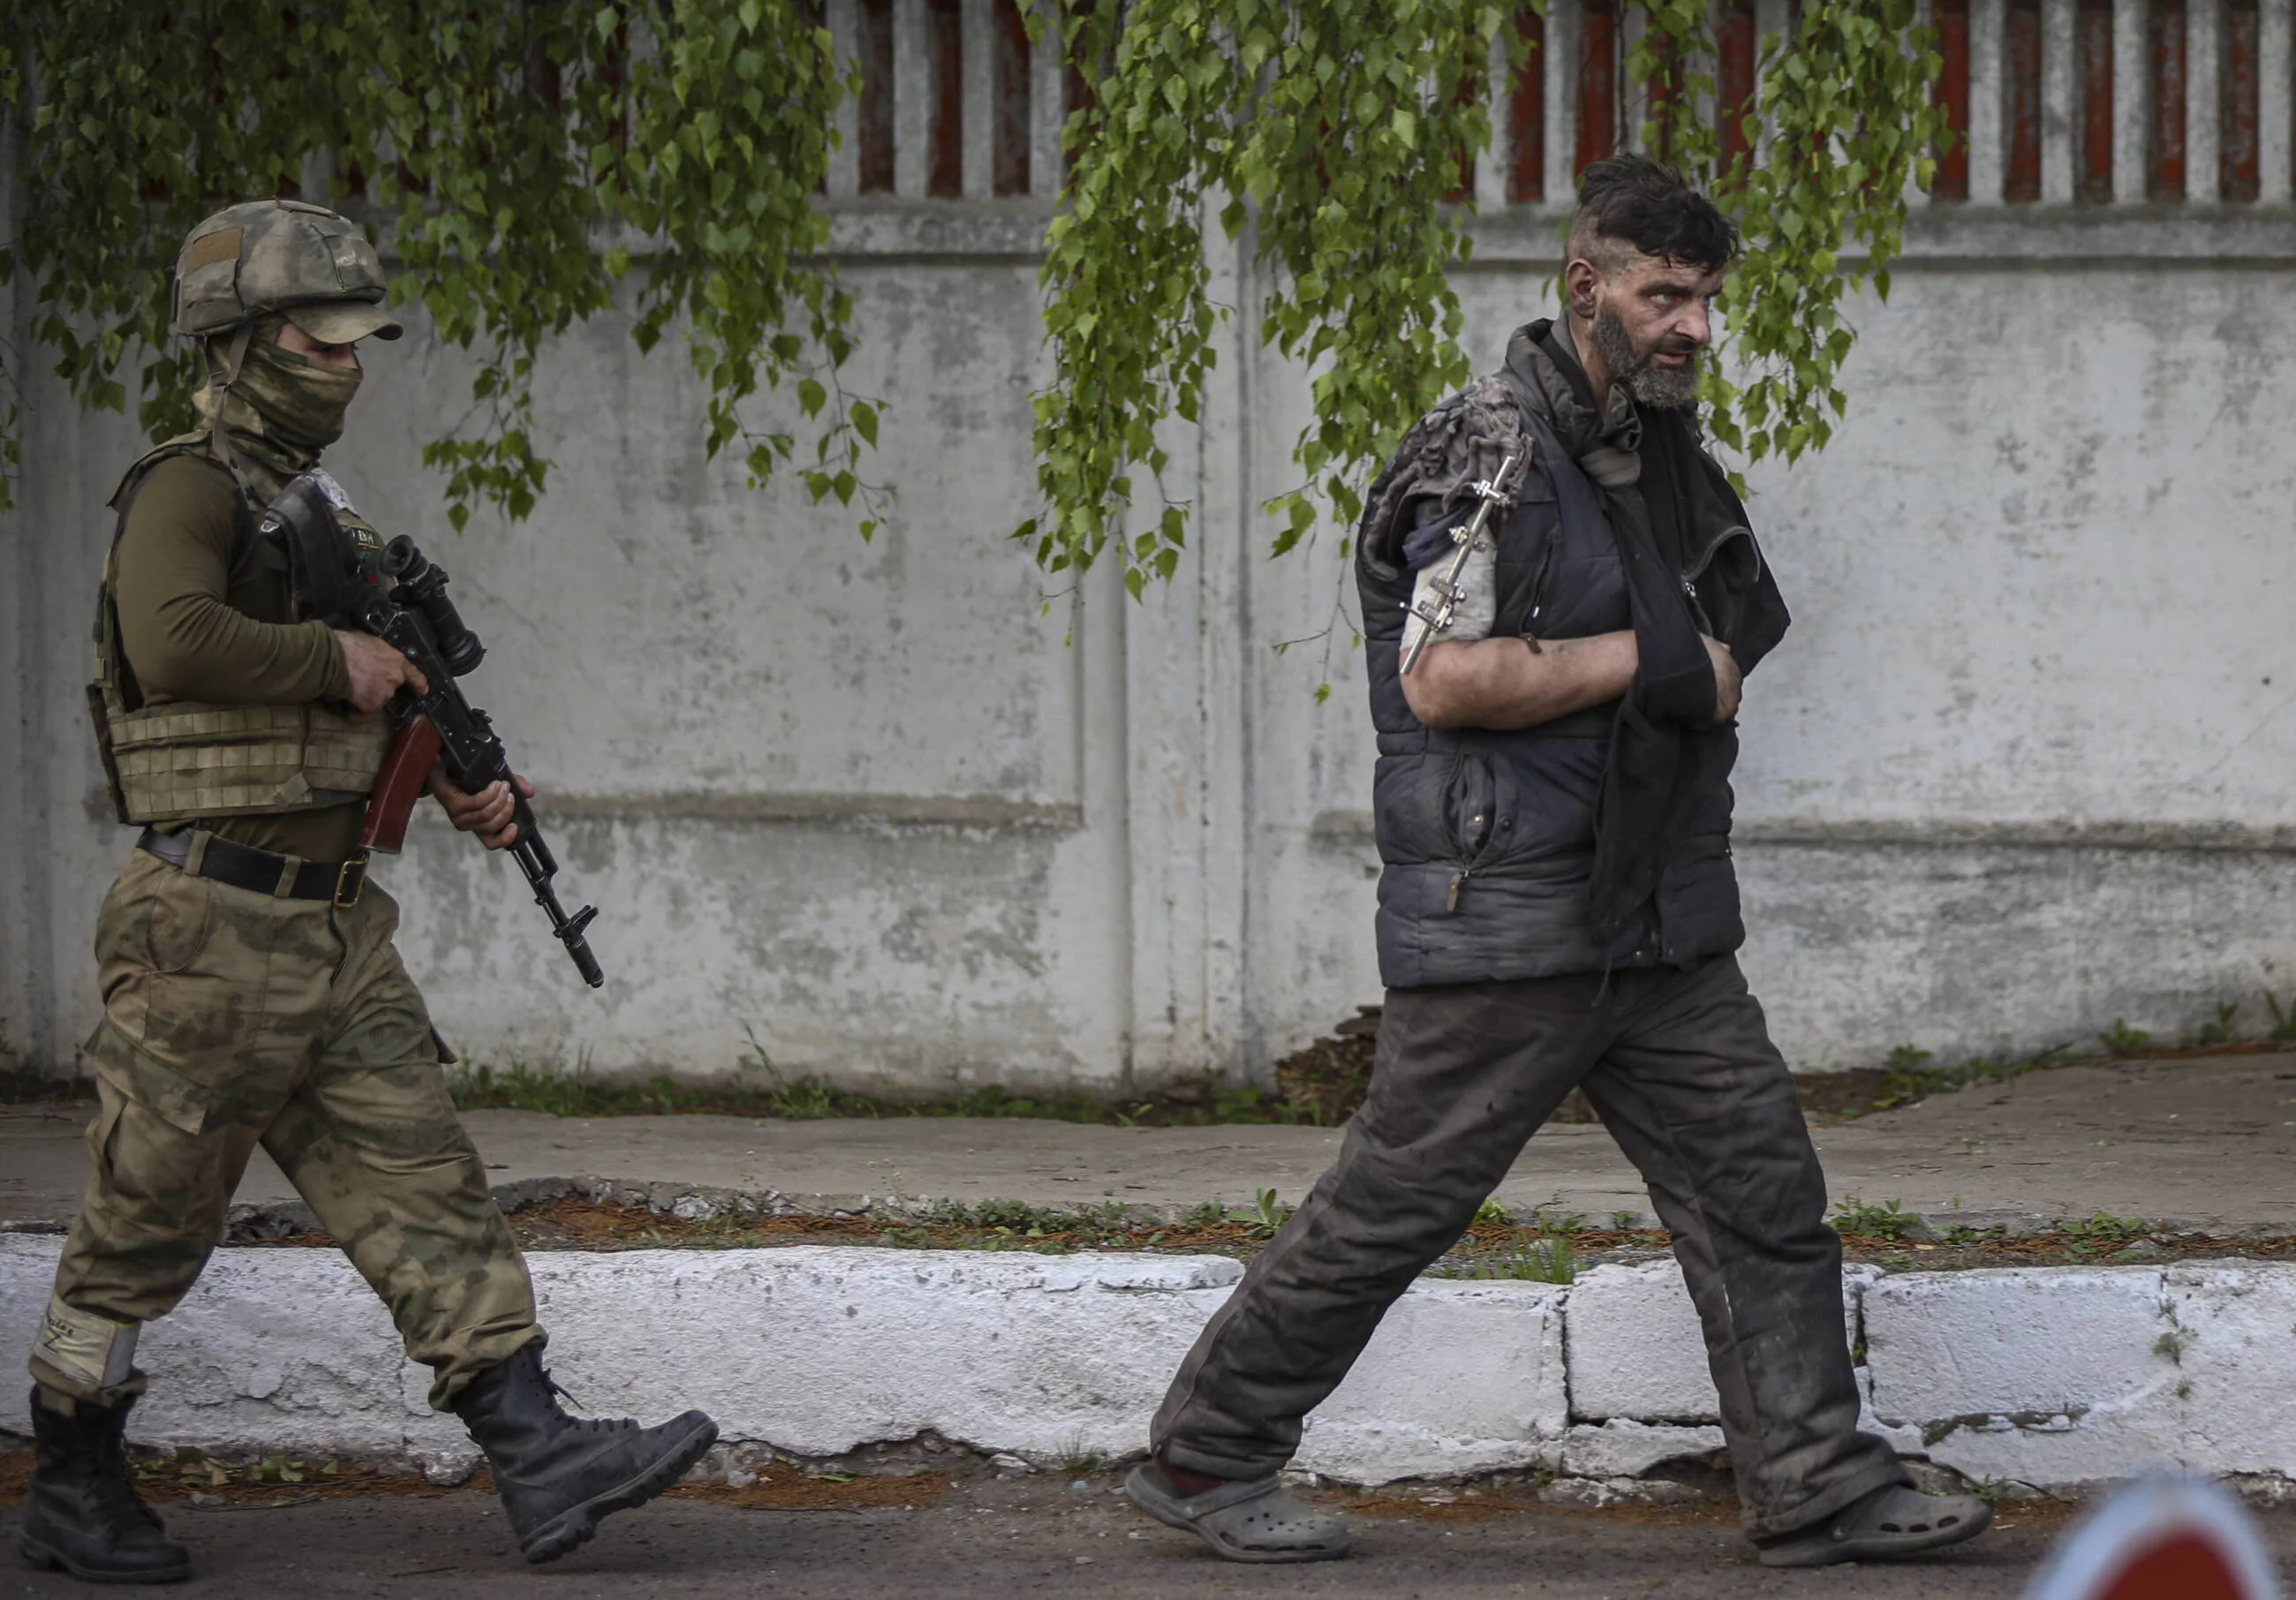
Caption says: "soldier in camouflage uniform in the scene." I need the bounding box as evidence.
[19,200,719,1586]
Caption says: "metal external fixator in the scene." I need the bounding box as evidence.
[1399,452,1522,675]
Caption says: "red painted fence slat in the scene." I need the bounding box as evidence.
[2078,0,2114,200]
[1448,48,1483,203]
[857,0,895,194]
[1508,9,1545,203]
[841,0,2265,214]
[2005,0,2043,201]
[1718,0,1758,171]
[1576,0,1619,176]
[1933,0,1971,199]
[925,0,963,198]
[992,0,1030,197]
[2222,0,2261,201]
[2151,0,2188,199]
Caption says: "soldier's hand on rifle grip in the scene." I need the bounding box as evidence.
[430,770,534,851]
[334,630,428,714]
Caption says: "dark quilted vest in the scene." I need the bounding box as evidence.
[1355,429,1744,989]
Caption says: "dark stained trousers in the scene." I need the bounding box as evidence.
[1149,955,1907,1540]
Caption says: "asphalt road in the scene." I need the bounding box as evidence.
[11,1475,2281,1600]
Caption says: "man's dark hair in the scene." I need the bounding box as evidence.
[1567,155,1740,275]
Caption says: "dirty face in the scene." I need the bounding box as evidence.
[1568,250,1727,410]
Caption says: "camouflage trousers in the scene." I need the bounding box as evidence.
[34,847,540,1411]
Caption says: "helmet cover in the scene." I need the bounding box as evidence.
[170,199,402,343]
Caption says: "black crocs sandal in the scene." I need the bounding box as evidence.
[1757,1483,1993,1568]
[1124,1462,1351,1564]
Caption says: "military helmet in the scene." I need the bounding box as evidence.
[170,199,403,344]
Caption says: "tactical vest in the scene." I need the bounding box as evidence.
[87,434,391,826]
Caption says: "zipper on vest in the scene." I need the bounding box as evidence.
[1447,869,1468,912]
[1527,536,1560,630]
[1681,573,1714,633]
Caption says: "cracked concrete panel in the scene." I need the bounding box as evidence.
[0,1235,452,1465]
[1566,1263,1718,1424]
[1297,1279,1568,1484]
[1711,268,2296,831]
[360,268,1076,809]
[18,1233,2296,1492]
[1,1235,1560,1486]
[1560,1419,1729,1480]
[378,804,1129,1094]
[1864,1267,2182,1485]
[1735,842,2296,1071]
[1864,1268,2172,1424]
[514,1248,1242,1467]
[1564,1262,1869,1426]
[2160,1264,2296,1482]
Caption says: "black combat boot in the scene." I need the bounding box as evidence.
[451,1345,718,1564]
[16,1388,192,1584]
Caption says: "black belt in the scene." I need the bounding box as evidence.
[137,829,368,908]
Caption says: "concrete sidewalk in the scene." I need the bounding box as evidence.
[8,1047,2296,1234]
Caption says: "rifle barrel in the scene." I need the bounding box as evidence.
[514,839,606,988]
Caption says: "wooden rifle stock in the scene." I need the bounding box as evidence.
[359,717,443,854]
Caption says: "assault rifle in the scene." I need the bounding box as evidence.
[261,470,605,988]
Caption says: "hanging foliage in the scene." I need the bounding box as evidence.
[1630,0,1945,465]
[0,0,872,527]
[1016,0,1514,595]
[4,0,1938,577]
[1024,0,1945,593]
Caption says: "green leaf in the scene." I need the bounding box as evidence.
[13,0,1915,570]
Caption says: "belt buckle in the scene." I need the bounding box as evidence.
[333,856,366,909]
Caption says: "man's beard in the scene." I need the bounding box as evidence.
[1588,307,1703,410]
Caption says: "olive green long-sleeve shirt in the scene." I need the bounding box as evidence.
[113,453,366,861]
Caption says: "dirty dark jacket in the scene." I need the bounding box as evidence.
[1353,319,1790,987]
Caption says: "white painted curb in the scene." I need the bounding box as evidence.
[6,1238,2292,1492]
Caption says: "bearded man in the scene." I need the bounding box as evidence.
[1123,157,1991,1570]
[19,200,716,1585]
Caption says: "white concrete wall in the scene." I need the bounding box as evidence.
[8,6,2296,1091]
[12,1237,2296,1496]
[1253,220,2296,1074]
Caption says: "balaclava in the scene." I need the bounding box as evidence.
[195,313,363,501]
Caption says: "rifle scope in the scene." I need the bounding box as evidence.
[381,536,487,676]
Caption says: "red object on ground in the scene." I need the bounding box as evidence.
[2023,1475,2277,1600]
[2094,1532,2245,1596]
